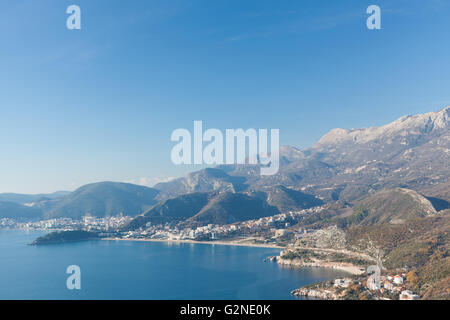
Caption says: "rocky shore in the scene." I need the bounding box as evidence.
[277,256,365,275]
[291,287,338,300]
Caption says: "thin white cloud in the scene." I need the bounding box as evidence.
[123,176,176,187]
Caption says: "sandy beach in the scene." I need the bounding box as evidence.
[277,257,365,275]
[102,237,285,249]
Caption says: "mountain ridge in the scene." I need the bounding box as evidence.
[316,106,449,147]
[1,107,448,222]
[124,185,323,230]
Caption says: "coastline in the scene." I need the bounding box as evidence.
[102,238,364,275]
[277,257,364,275]
[102,237,285,249]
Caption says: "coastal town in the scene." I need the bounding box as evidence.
[292,272,421,300]
[0,206,325,245]
[121,207,323,244]
[1,204,424,300]
[0,215,132,234]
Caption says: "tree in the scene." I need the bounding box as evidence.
[406,269,420,291]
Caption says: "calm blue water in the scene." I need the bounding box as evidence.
[0,230,348,300]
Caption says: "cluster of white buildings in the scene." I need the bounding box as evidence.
[0,218,17,228]
[1,215,133,232]
[2,205,325,247]
[334,278,353,288]
[80,215,132,231]
[399,290,421,300]
[366,273,421,300]
[127,206,324,242]
[2,217,81,230]
[126,223,233,240]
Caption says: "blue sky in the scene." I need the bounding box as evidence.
[1,0,450,193]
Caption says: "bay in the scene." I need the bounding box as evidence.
[0,230,349,299]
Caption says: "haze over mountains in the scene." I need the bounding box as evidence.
[0,191,70,205]
[43,182,160,219]
[0,182,160,220]
[1,107,449,225]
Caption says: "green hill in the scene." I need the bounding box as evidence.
[355,188,437,225]
[125,185,323,229]
[31,230,99,245]
[125,191,277,229]
[190,192,278,225]
[254,185,324,212]
[125,193,210,230]
[44,182,159,219]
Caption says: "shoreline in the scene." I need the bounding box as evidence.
[277,258,364,275]
[103,238,364,275]
[102,237,285,249]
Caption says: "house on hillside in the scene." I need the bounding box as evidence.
[383,281,394,291]
[393,275,404,285]
[334,278,352,288]
[399,290,420,300]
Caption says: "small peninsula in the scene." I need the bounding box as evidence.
[30,230,99,245]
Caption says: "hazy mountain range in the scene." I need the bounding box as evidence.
[0,191,71,205]
[1,107,448,225]
[0,182,160,220]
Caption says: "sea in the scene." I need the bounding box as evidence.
[0,229,349,299]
